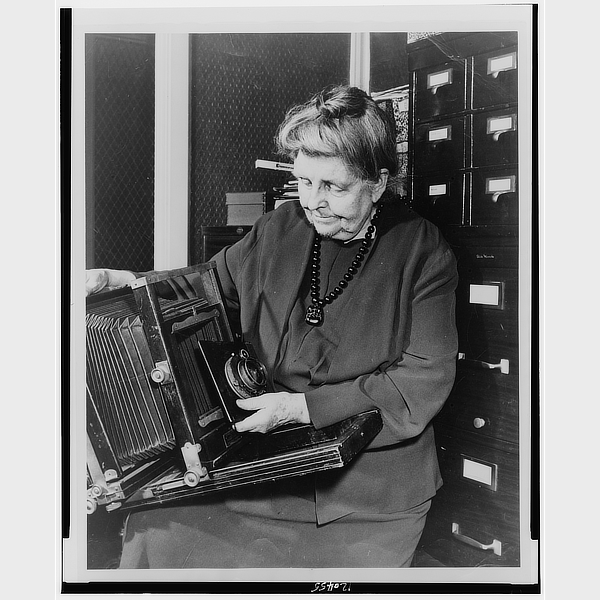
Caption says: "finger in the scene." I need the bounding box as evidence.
[235,397,264,412]
[233,411,267,434]
[85,270,108,296]
[236,392,281,408]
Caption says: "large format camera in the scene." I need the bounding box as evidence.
[85,263,381,514]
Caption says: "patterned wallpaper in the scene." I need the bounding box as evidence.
[188,33,351,264]
[86,34,156,271]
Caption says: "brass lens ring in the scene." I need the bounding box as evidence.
[225,350,268,399]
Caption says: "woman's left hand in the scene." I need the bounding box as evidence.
[233,392,310,434]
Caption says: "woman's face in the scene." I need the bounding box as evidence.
[293,151,388,242]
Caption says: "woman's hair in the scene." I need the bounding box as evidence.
[275,85,398,185]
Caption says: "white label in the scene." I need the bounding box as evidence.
[488,52,516,74]
[470,284,500,306]
[487,177,513,193]
[488,116,514,133]
[428,126,451,142]
[463,458,493,486]
[428,69,451,88]
[428,184,447,196]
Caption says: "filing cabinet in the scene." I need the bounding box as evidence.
[408,32,521,567]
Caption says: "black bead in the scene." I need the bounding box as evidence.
[305,206,382,326]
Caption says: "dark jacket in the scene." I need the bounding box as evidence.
[213,198,458,524]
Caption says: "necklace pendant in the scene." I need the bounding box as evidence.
[305,304,324,326]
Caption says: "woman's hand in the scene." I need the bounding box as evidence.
[233,392,310,434]
[85,269,136,296]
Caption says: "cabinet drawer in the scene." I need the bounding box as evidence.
[414,60,467,120]
[471,168,519,225]
[421,430,520,566]
[439,370,519,445]
[414,117,467,172]
[455,266,518,338]
[411,172,465,226]
[436,429,519,506]
[473,46,518,108]
[421,485,520,566]
[473,109,518,167]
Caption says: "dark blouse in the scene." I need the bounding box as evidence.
[275,237,365,391]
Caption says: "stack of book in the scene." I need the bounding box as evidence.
[254,158,299,211]
[271,179,299,209]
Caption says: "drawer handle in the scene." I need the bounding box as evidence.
[485,175,516,203]
[458,353,509,374]
[452,522,502,556]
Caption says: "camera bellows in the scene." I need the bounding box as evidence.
[86,297,176,467]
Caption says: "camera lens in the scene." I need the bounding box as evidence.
[238,357,267,390]
[225,349,268,399]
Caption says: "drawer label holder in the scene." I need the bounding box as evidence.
[461,454,498,491]
[487,51,517,78]
[487,114,517,141]
[485,175,516,203]
[469,282,505,309]
[427,68,453,94]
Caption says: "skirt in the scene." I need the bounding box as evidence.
[119,477,431,569]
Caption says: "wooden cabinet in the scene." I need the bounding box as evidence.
[199,225,253,262]
[408,32,521,567]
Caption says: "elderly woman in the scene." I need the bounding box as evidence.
[89,85,458,569]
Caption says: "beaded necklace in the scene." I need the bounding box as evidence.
[305,202,383,326]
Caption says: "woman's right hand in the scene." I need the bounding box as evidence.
[85,269,136,296]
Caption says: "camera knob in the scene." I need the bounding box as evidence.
[89,484,103,498]
[86,498,98,514]
[151,361,172,384]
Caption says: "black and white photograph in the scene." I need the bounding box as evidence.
[57,1,546,596]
